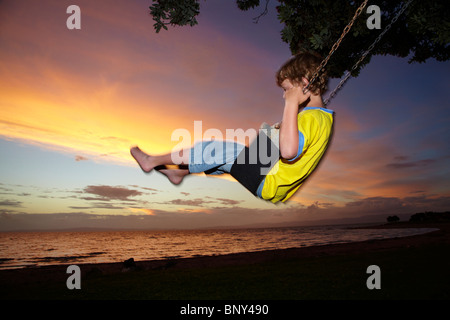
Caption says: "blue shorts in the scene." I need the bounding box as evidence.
[189,140,245,175]
[188,140,266,198]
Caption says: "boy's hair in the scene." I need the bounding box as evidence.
[276,52,328,95]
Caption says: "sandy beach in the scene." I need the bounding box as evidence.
[1,222,449,301]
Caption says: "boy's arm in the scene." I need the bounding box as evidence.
[279,86,310,159]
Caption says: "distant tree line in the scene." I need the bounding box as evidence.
[386,211,450,223]
[409,211,450,223]
[387,215,400,223]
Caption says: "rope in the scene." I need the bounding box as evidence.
[304,0,369,93]
[301,0,414,106]
[323,0,414,106]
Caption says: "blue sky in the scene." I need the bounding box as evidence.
[1,0,449,231]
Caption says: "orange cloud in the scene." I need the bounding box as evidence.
[128,208,156,216]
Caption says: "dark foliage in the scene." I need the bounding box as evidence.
[149,0,449,78]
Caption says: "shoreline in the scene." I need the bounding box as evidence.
[0,222,436,272]
[0,222,444,273]
[1,222,448,276]
[1,222,449,299]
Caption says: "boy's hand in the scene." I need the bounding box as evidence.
[284,85,311,107]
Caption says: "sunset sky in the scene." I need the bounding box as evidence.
[1,0,449,231]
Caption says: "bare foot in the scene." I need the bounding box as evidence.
[156,167,189,185]
[130,147,154,172]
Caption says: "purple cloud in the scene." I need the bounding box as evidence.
[83,185,142,201]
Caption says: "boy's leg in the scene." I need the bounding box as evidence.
[130,146,190,185]
[130,146,189,172]
[130,140,244,184]
[187,140,244,175]
[155,165,190,185]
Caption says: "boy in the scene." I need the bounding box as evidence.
[131,52,334,203]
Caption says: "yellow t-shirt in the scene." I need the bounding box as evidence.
[260,106,334,203]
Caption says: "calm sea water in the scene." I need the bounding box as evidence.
[0,225,437,270]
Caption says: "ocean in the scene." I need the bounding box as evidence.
[0,224,437,270]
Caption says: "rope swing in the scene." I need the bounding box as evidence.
[304,0,415,106]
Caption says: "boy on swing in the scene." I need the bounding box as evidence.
[131,52,334,203]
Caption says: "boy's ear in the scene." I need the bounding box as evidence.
[301,77,310,88]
